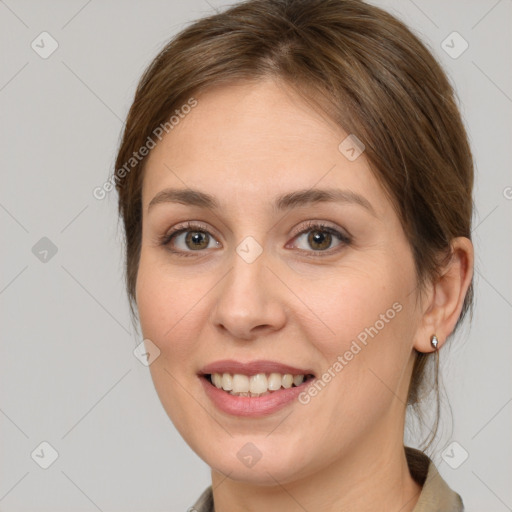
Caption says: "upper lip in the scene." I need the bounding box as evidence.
[199,359,315,376]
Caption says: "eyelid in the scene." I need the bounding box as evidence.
[289,219,350,241]
[162,220,220,239]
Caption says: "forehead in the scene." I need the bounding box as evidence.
[141,79,385,216]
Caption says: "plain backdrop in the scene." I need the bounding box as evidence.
[1,0,511,511]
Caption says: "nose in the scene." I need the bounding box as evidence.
[210,253,287,341]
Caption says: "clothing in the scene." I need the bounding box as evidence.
[191,446,463,511]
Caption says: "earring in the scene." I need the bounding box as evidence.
[430,334,439,350]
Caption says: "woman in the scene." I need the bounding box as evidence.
[114,0,474,510]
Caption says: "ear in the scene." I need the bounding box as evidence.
[413,237,474,353]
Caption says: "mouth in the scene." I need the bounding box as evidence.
[197,360,316,416]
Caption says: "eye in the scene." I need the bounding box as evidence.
[159,222,221,256]
[158,220,351,258]
[289,221,351,256]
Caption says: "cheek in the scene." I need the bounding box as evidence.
[302,261,411,351]
[135,253,209,433]
[135,252,203,364]
[297,257,417,408]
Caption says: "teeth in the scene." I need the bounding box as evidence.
[232,374,250,393]
[249,373,268,394]
[268,372,282,390]
[221,373,233,391]
[282,374,293,389]
[212,373,222,388]
[293,375,304,386]
[209,372,309,395]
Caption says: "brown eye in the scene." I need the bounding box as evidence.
[159,222,221,256]
[307,230,332,251]
[184,231,210,250]
[290,222,351,256]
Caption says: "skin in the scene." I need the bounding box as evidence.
[136,77,473,512]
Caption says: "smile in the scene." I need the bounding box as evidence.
[198,360,316,416]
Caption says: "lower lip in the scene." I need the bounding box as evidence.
[199,376,312,417]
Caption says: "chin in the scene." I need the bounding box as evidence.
[210,457,300,486]
[195,438,315,486]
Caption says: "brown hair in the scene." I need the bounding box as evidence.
[114,0,474,449]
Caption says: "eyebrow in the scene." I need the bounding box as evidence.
[148,187,376,216]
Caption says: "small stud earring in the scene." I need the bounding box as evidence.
[431,334,439,350]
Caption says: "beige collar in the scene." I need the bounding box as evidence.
[406,446,464,511]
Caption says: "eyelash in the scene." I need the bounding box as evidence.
[157,220,352,258]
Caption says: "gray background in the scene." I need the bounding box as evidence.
[1,0,511,510]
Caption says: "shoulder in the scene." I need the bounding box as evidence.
[190,485,214,512]
[406,446,464,512]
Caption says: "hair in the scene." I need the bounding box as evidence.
[114,0,474,450]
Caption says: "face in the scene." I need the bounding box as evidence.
[136,78,423,485]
